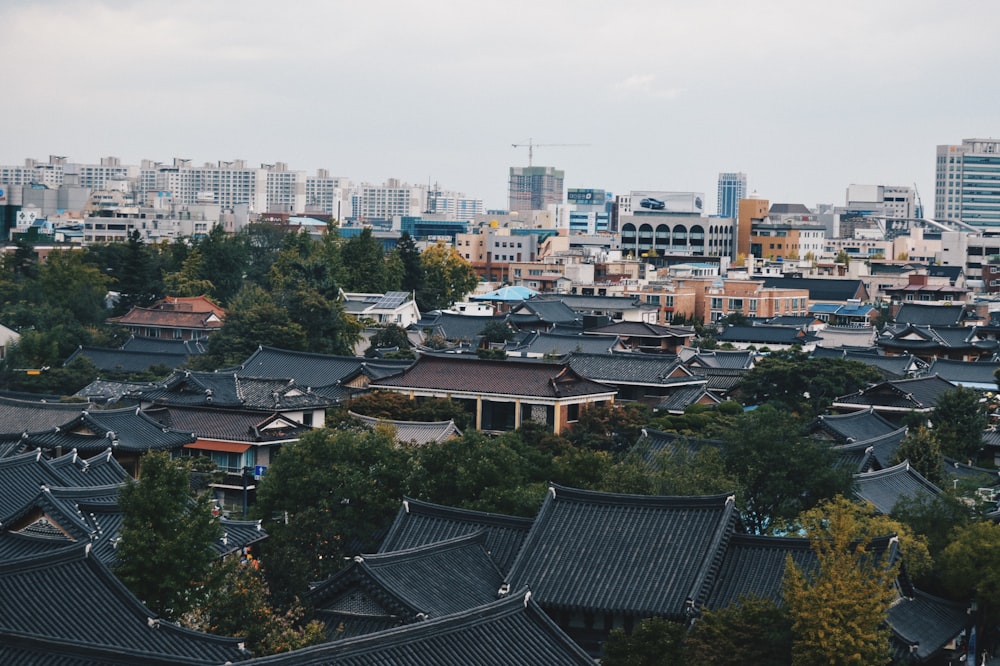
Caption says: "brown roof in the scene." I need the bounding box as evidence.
[371,355,616,399]
[109,308,223,330]
[153,295,226,318]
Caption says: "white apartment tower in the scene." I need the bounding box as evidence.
[936,139,1000,226]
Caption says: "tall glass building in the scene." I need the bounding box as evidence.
[716,172,747,219]
[936,139,1000,226]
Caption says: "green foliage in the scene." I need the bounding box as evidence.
[393,231,423,294]
[686,596,792,665]
[479,320,515,344]
[564,402,651,452]
[345,392,473,431]
[416,242,478,311]
[783,497,899,666]
[195,225,250,306]
[734,352,882,416]
[206,284,307,366]
[253,427,410,602]
[112,231,163,314]
[892,493,973,562]
[938,521,1000,625]
[932,386,988,462]
[721,406,852,534]
[340,228,392,293]
[162,248,215,297]
[891,425,943,485]
[601,616,689,666]
[115,452,222,619]
[364,324,412,357]
[601,443,740,498]
[183,557,325,657]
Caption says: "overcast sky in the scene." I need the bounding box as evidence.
[3,1,998,212]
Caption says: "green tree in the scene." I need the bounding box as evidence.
[892,493,972,562]
[253,427,410,602]
[722,405,852,534]
[938,521,1000,628]
[393,231,423,295]
[686,596,792,666]
[243,222,289,287]
[782,497,899,666]
[184,557,325,657]
[340,228,391,293]
[113,230,162,314]
[416,242,478,311]
[601,617,689,666]
[163,248,215,297]
[206,284,307,366]
[479,319,515,345]
[37,249,110,325]
[195,224,250,306]
[364,324,412,357]
[932,386,987,462]
[115,451,222,619]
[891,425,943,485]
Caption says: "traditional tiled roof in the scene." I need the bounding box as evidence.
[760,277,868,302]
[566,352,700,388]
[810,348,922,379]
[894,303,965,327]
[505,484,738,619]
[378,497,533,575]
[108,306,223,331]
[238,592,593,666]
[888,590,969,662]
[0,395,91,438]
[18,407,196,455]
[136,371,336,411]
[217,517,268,558]
[633,428,724,468]
[508,331,621,357]
[810,408,899,444]
[766,315,819,328]
[655,385,720,413]
[831,427,908,472]
[370,355,617,400]
[941,457,1000,489]
[678,348,756,370]
[529,293,655,315]
[508,300,581,327]
[154,295,226,318]
[0,450,86,524]
[0,544,249,664]
[585,321,696,339]
[237,346,413,388]
[878,324,997,357]
[309,532,504,629]
[48,449,130,486]
[348,412,461,445]
[815,326,878,349]
[74,379,157,405]
[703,534,815,610]
[924,357,1000,389]
[717,325,821,346]
[411,312,514,343]
[122,335,208,355]
[853,461,943,514]
[833,376,958,413]
[64,345,190,374]
[148,405,312,444]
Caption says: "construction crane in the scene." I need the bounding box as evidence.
[511,138,589,166]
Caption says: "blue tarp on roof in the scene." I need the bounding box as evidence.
[472,286,538,302]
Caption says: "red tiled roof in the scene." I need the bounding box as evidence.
[109,308,223,330]
[371,355,616,399]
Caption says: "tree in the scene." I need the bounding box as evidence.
[601,617,689,666]
[686,596,792,665]
[340,228,391,293]
[891,425,943,485]
[932,386,987,462]
[37,249,110,325]
[163,248,215,297]
[195,225,250,306]
[253,427,411,602]
[938,521,1000,628]
[115,451,222,619]
[782,496,899,666]
[721,405,852,534]
[393,231,423,295]
[364,324,412,357]
[892,492,972,562]
[416,241,478,311]
[479,319,515,345]
[206,284,307,367]
[113,230,161,314]
[184,557,325,657]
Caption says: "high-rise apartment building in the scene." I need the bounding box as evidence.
[936,139,1000,226]
[352,179,425,222]
[716,172,746,219]
[508,166,564,213]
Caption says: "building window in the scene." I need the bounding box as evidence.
[566,403,580,422]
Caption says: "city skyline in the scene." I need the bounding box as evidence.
[2,1,999,213]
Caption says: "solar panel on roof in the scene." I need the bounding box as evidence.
[373,291,409,309]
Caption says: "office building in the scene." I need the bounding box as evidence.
[936,139,1000,226]
[716,172,746,219]
[508,166,564,213]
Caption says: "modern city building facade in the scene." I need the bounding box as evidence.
[936,139,1000,226]
[508,166,564,213]
[716,172,746,219]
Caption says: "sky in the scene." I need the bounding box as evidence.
[2,1,999,213]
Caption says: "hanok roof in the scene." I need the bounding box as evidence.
[0,544,248,664]
[378,497,533,575]
[679,348,756,370]
[508,331,621,357]
[655,385,721,414]
[154,295,226,318]
[309,532,504,630]
[348,412,461,446]
[64,345,191,374]
[148,405,312,444]
[853,461,943,514]
[889,590,970,663]
[411,311,513,344]
[14,406,196,455]
[833,376,958,413]
[0,450,116,524]
[370,355,617,401]
[941,457,1000,489]
[237,346,413,387]
[761,276,869,302]
[831,427,908,472]
[529,293,655,316]
[121,335,208,355]
[508,300,581,327]
[894,303,965,327]
[74,379,158,406]
[703,533,815,610]
[108,306,223,331]
[237,592,593,666]
[816,326,878,349]
[878,324,996,356]
[566,353,701,388]
[811,348,923,379]
[48,449,130,487]
[136,371,336,411]
[505,484,738,619]
[584,320,696,340]
[924,357,1000,389]
[810,408,899,444]
[0,395,92,438]
[716,325,821,346]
